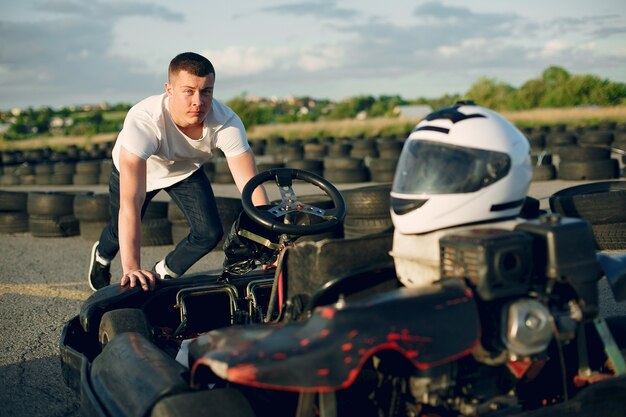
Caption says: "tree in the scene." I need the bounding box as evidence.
[516,79,545,109]
[465,77,516,110]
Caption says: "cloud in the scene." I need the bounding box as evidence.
[0,1,182,108]
[37,0,183,21]
[260,0,359,20]
[202,44,345,77]
[540,40,569,57]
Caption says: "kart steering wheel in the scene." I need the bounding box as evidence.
[241,168,346,236]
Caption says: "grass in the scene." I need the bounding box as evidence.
[2,106,625,151]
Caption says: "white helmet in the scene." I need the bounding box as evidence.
[390,102,531,234]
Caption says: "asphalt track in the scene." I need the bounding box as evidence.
[1,179,625,417]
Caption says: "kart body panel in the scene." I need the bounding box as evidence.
[188,281,480,392]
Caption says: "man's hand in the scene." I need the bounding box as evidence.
[120,269,160,291]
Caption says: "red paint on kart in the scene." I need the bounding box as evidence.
[227,363,259,381]
[190,283,481,392]
[320,307,336,319]
[387,329,432,343]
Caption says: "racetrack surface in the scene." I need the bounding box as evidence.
[1,179,625,417]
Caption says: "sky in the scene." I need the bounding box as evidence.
[1,0,625,111]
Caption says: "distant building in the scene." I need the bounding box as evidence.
[395,105,432,119]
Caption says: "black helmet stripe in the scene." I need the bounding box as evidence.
[490,199,525,212]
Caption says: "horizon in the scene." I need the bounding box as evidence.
[2,0,625,110]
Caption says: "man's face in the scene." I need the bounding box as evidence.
[165,70,214,128]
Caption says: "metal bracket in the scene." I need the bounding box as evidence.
[594,317,626,376]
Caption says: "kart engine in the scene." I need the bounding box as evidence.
[373,215,603,416]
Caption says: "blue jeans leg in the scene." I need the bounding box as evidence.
[97,166,160,260]
[163,168,223,275]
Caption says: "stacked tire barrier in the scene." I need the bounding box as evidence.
[0,190,29,234]
[141,201,172,246]
[341,184,393,238]
[26,191,80,237]
[74,193,110,241]
[167,196,243,250]
[523,123,625,181]
[549,181,626,250]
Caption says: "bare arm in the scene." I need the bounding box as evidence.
[118,147,158,291]
[226,148,270,206]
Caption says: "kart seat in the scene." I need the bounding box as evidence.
[278,232,398,320]
[90,332,189,417]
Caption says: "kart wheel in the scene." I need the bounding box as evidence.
[98,308,151,348]
[150,388,256,417]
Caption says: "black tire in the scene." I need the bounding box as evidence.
[167,200,186,222]
[377,148,402,159]
[284,159,324,174]
[171,222,189,243]
[557,159,619,181]
[549,181,626,224]
[555,145,611,161]
[74,193,110,221]
[591,223,626,250]
[530,153,553,165]
[350,147,378,158]
[327,142,352,157]
[526,133,545,149]
[368,168,396,182]
[52,162,75,175]
[0,212,29,233]
[72,173,99,185]
[143,200,169,219]
[323,168,369,183]
[98,308,152,348]
[368,158,398,171]
[213,161,231,174]
[342,184,392,218]
[141,218,172,246]
[212,172,235,183]
[578,131,613,146]
[0,190,27,211]
[151,388,257,417]
[323,157,364,170]
[50,174,73,185]
[0,174,20,186]
[532,164,557,181]
[27,192,77,217]
[75,160,100,174]
[79,220,107,241]
[303,143,327,159]
[548,133,576,147]
[29,215,80,237]
[34,163,54,175]
[34,174,52,185]
[344,217,393,238]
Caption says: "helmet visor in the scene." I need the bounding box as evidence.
[392,140,511,195]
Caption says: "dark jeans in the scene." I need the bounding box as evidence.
[98,166,223,275]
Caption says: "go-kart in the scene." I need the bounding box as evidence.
[59,168,626,417]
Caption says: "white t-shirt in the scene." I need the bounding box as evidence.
[112,93,249,191]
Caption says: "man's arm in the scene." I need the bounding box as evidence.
[226,148,270,206]
[118,147,158,291]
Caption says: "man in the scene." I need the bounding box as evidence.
[88,52,268,292]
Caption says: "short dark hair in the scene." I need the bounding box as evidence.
[168,52,215,81]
